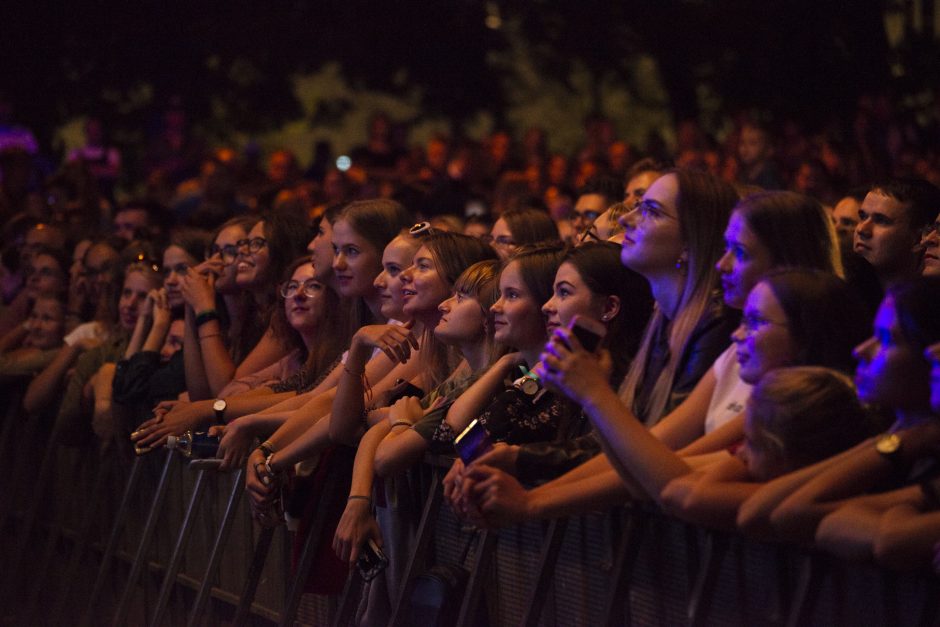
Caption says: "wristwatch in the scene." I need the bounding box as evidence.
[213,398,227,424]
[875,432,908,478]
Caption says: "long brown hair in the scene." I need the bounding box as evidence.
[417,232,500,389]
[620,169,738,423]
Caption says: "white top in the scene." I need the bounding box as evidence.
[704,344,752,434]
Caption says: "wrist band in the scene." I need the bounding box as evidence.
[199,333,222,341]
[390,421,413,429]
[347,495,371,503]
[195,309,220,327]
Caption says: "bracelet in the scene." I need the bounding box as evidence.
[199,333,222,341]
[347,495,371,503]
[258,441,276,458]
[343,363,364,377]
[390,420,413,429]
[195,309,221,327]
[343,363,372,401]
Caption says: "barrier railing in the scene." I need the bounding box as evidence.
[1,390,938,626]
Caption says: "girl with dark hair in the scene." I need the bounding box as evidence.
[178,215,257,399]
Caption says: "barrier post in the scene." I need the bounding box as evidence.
[519,517,568,627]
[186,467,245,627]
[231,525,277,627]
[148,467,210,627]
[80,455,143,627]
[388,469,442,627]
[43,447,114,626]
[112,450,177,627]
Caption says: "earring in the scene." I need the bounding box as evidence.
[676,258,688,276]
[601,314,610,321]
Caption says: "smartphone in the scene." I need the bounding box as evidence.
[357,538,389,581]
[569,315,606,353]
[454,418,493,465]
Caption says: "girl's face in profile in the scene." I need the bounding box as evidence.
[401,245,450,318]
[731,282,796,385]
[542,262,609,334]
[373,236,418,321]
[490,261,546,351]
[435,289,486,346]
[331,219,383,300]
[854,296,931,411]
[619,173,684,278]
[716,210,775,310]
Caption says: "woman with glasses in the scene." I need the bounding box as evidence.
[178,216,258,398]
[174,210,311,400]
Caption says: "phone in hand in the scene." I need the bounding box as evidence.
[454,418,493,465]
[569,315,607,353]
[357,538,389,581]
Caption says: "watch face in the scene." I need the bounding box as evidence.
[213,399,226,412]
[876,433,901,455]
[521,377,540,396]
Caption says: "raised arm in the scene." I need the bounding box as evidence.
[330,322,418,445]
[443,353,521,435]
[24,342,88,415]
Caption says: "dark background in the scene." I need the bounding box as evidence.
[2,1,937,154]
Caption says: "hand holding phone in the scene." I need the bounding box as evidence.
[568,315,606,353]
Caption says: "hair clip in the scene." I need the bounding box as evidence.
[409,222,434,236]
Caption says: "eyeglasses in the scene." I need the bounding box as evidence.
[739,312,788,336]
[578,226,602,244]
[920,221,940,240]
[570,210,601,224]
[635,199,679,222]
[208,243,240,265]
[161,262,190,279]
[236,237,268,254]
[280,279,322,298]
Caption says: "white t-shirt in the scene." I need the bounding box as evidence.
[704,345,752,433]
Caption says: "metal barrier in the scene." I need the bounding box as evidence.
[2,389,939,627]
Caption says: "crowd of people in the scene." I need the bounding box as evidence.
[3,99,940,620]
